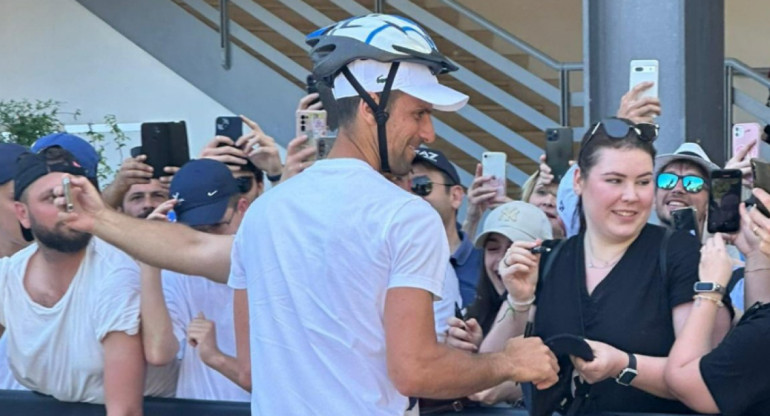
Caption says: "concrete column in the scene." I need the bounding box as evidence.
[583,0,725,164]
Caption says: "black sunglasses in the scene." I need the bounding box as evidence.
[583,118,659,150]
[411,175,454,197]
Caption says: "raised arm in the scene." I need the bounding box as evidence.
[56,175,232,283]
[139,263,179,366]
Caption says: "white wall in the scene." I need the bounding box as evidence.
[0,0,285,182]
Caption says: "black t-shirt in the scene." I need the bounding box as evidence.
[701,302,770,416]
[534,224,700,413]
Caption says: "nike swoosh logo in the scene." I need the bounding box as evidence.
[376,75,387,83]
[207,190,218,197]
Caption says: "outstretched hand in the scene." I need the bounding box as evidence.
[54,175,106,234]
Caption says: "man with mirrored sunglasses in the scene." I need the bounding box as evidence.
[654,142,720,236]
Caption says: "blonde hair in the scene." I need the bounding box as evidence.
[520,170,540,202]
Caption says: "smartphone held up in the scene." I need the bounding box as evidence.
[481,151,507,198]
[707,169,742,234]
[296,109,334,160]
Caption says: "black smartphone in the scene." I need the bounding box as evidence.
[671,207,701,241]
[140,121,190,178]
[545,127,573,182]
[707,169,743,233]
[751,158,770,217]
[215,116,243,142]
[307,74,320,107]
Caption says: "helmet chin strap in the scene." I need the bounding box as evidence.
[341,62,400,173]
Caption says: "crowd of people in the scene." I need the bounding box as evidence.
[1,12,769,416]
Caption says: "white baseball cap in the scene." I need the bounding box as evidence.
[332,60,469,112]
[474,201,553,248]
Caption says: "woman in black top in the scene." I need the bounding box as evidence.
[481,118,732,413]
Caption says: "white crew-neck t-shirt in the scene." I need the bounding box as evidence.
[229,158,447,415]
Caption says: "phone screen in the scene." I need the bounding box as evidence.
[671,207,700,240]
[707,170,742,233]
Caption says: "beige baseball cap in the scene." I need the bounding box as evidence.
[474,201,553,248]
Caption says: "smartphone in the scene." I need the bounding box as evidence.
[306,74,321,107]
[629,59,659,100]
[62,176,73,212]
[482,151,507,198]
[296,110,328,160]
[545,127,573,182]
[751,158,770,217]
[707,169,743,233]
[733,123,761,160]
[671,207,701,241]
[140,121,190,178]
[216,116,243,142]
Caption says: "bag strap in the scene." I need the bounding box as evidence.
[659,227,674,282]
[524,240,566,337]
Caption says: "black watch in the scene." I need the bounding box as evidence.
[615,353,637,386]
[693,281,726,295]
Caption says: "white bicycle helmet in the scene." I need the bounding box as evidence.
[306,14,461,173]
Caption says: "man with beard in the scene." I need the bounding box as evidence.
[0,146,146,413]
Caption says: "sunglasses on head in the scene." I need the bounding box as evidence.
[411,175,454,197]
[656,172,706,193]
[583,118,659,149]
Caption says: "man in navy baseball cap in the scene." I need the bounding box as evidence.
[0,143,32,256]
[170,159,243,230]
[32,133,100,187]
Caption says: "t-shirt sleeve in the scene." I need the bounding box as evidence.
[228,228,247,290]
[161,271,190,351]
[699,305,770,416]
[386,199,448,299]
[95,257,141,342]
[665,230,701,308]
[0,257,8,327]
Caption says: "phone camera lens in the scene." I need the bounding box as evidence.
[219,118,229,129]
[635,67,643,72]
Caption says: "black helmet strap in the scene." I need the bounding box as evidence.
[341,61,400,173]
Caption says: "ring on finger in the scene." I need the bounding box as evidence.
[503,257,512,267]
[753,226,760,235]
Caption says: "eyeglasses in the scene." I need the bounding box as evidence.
[192,206,237,233]
[583,118,659,151]
[656,172,706,193]
[411,175,454,197]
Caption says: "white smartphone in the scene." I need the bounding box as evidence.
[733,122,761,160]
[481,151,507,198]
[629,59,659,100]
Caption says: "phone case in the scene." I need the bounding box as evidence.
[707,169,742,233]
[296,110,328,161]
[751,158,770,217]
[629,59,659,99]
[545,127,573,182]
[141,121,190,178]
[216,116,243,142]
[482,151,507,198]
[671,207,700,241]
[733,123,761,160]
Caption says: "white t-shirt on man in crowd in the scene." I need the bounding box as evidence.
[0,238,170,402]
[229,159,448,415]
[162,270,250,402]
[0,335,26,390]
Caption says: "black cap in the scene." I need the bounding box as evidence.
[413,147,460,185]
[14,146,86,242]
[0,143,31,185]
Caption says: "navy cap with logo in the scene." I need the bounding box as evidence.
[0,143,31,185]
[413,147,460,186]
[32,133,100,182]
[14,146,87,241]
[170,159,240,227]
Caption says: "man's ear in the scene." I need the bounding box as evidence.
[14,201,31,229]
[359,92,381,127]
[236,197,249,215]
[450,185,464,210]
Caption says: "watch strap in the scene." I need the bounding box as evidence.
[615,353,637,386]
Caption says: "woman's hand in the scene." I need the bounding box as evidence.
[571,339,626,384]
[499,240,542,302]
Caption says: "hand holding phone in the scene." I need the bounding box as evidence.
[629,59,659,100]
[215,116,244,142]
[481,152,507,198]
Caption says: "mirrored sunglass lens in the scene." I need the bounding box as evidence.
[682,176,704,193]
[603,119,630,139]
[657,173,678,189]
[411,176,433,196]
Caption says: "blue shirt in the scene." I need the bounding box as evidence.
[451,230,483,306]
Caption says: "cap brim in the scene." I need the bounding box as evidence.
[400,83,469,112]
[655,154,719,175]
[176,198,230,227]
[474,228,535,249]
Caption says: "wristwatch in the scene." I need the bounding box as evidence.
[615,353,637,386]
[693,281,726,295]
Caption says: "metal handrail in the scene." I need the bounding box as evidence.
[725,58,770,88]
[440,0,582,72]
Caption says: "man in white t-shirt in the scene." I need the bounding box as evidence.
[0,146,144,413]
[140,159,250,401]
[0,143,32,392]
[51,15,559,415]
